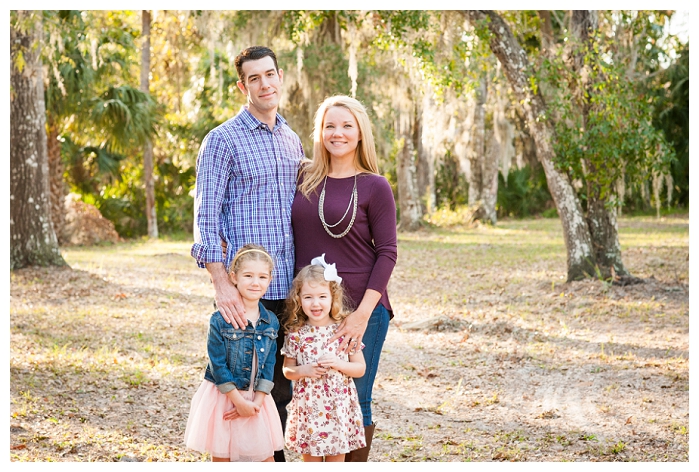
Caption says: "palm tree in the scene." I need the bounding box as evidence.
[42,10,158,240]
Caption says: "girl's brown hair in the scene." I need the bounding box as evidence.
[284,265,350,332]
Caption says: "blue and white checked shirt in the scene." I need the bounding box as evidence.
[191,106,304,300]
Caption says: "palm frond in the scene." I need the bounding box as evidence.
[82,145,124,178]
[90,85,158,153]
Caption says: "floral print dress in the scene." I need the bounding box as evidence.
[281,323,366,456]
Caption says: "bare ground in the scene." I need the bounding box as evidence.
[9,216,690,462]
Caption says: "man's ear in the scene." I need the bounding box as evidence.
[236,80,247,95]
[278,68,284,84]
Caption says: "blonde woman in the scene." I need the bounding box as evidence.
[291,95,397,462]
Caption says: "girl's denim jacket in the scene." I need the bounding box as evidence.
[204,302,279,395]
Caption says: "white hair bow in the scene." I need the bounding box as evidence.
[310,253,343,284]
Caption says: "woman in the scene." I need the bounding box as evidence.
[291,95,397,462]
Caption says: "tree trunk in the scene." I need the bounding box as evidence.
[415,99,436,215]
[464,10,596,281]
[570,10,630,279]
[141,10,158,239]
[514,108,540,171]
[586,189,629,278]
[538,10,555,54]
[468,75,499,225]
[491,75,516,180]
[468,80,486,218]
[47,117,67,244]
[482,128,499,225]
[396,102,423,231]
[11,11,66,269]
[396,138,423,231]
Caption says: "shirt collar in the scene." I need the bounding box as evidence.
[257,302,273,325]
[239,106,287,131]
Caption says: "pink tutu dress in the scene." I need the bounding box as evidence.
[184,352,284,461]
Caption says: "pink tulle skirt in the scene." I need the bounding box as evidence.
[184,380,284,461]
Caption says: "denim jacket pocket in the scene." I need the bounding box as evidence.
[258,327,278,361]
[221,328,246,367]
[255,327,278,392]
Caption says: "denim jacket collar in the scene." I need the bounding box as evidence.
[257,302,274,325]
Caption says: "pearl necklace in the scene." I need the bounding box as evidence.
[318,174,358,239]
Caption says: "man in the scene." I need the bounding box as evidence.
[191,46,304,462]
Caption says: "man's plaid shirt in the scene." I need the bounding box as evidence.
[191,106,304,300]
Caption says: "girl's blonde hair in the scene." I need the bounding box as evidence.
[230,243,274,277]
[284,265,350,332]
[298,95,379,197]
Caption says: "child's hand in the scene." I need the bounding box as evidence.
[317,354,342,370]
[222,406,240,421]
[223,390,261,420]
[300,363,328,379]
[223,399,260,420]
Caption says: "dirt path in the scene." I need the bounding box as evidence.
[10,217,689,462]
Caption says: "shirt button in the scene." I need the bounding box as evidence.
[261,348,265,352]
[257,336,261,340]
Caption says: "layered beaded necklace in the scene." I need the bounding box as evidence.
[318,173,358,239]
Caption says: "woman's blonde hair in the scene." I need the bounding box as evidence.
[230,243,274,277]
[284,265,350,332]
[298,95,379,197]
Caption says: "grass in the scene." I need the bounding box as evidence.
[10,215,689,462]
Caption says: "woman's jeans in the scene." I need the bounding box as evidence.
[354,304,390,427]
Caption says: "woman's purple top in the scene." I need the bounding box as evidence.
[291,173,398,315]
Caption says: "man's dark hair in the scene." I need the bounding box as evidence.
[235,46,279,82]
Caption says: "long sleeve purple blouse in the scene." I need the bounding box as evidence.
[291,173,398,315]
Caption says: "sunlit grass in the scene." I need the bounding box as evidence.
[11,214,688,461]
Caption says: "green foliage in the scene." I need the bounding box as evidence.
[651,41,689,207]
[371,11,480,98]
[10,11,42,75]
[155,161,196,235]
[435,150,468,210]
[84,164,146,238]
[539,30,675,207]
[497,166,554,219]
[77,159,195,238]
[61,83,158,200]
[282,10,334,44]
[43,11,95,118]
[62,137,123,195]
[90,85,158,153]
[36,10,688,241]
[41,10,160,237]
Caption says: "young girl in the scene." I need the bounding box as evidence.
[184,244,284,462]
[282,254,367,462]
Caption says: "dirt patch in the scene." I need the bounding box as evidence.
[10,218,689,462]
